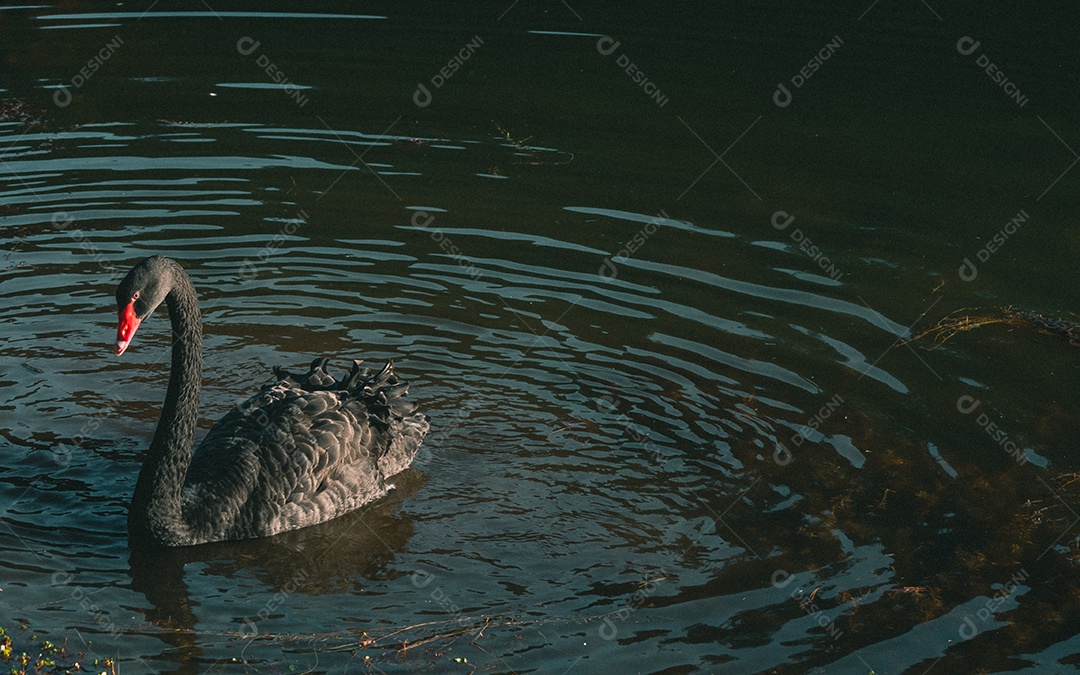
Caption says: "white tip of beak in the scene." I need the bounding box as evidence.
[115,340,130,356]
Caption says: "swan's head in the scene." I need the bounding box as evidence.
[115,255,175,356]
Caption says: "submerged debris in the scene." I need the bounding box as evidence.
[0,98,46,128]
[902,306,1080,347]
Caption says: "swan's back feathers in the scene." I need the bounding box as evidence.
[181,358,429,543]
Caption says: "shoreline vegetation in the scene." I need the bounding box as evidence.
[0,624,117,675]
[0,615,533,673]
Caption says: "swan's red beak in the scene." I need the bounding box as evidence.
[116,300,141,356]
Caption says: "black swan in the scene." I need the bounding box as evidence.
[114,255,429,547]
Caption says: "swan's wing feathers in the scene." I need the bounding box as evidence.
[186,359,429,539]
[271,389,389,531]
[273,357,337,390]
[280,359,429,500]
[183,395,280,537]
[345,360,430,479]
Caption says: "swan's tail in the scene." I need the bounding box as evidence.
[274,358,430,475]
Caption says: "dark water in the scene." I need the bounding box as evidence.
[2,3,1080,673]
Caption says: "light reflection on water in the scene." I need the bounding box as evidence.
[2,5,1080,674]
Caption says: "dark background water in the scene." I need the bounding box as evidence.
[2,2,1079,673]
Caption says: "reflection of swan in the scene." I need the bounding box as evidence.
[114,255,429,547]
[128,469,423,667]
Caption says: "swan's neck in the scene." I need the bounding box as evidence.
[130,267,202,546]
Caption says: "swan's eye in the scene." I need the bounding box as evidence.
[132,291,140,300]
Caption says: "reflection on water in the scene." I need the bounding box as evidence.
[125,470,421,670]
[2,3,1080,674]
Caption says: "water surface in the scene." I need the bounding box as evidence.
[2,3,1080,673]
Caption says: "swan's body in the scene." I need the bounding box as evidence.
[115,255,429,547]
